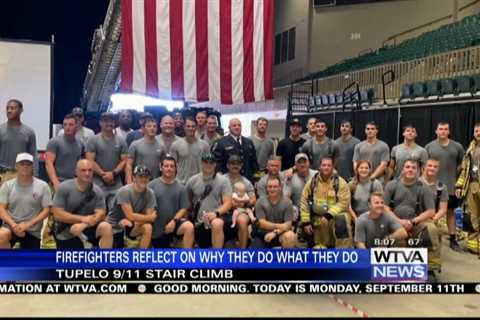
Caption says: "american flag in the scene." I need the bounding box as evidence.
[121,0,274,104]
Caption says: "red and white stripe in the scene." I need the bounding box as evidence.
[121,0,273,104]
[329,295,369,318]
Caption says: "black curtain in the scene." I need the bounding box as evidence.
[291,101,480,149]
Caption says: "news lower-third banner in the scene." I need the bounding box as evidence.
[0,248,428,282]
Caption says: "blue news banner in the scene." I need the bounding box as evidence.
[1,248,475,294]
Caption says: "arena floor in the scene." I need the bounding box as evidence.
[1,238,479,318]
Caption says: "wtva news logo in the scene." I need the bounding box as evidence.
[370,248,428,282]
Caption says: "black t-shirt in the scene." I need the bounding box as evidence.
[276,137,305,170]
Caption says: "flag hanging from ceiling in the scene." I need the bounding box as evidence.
[121,0,273,104]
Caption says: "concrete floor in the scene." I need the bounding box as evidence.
[0,239,479,317]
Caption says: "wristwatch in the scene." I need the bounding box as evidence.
[215,211,221,218]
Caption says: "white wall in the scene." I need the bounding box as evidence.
[0,40,52,150]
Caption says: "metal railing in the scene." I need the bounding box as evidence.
[312,45,480,102]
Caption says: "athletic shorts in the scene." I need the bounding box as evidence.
[55,226,100,249]
[250,228,281,248]
[448,195,460,210]
[151,219,188,248]
[10,232,41,249]
[195,214,237,248]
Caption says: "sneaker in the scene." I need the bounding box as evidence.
[78,233,93,249]
[449,239,463,252]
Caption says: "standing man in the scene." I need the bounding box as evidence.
[174,112,185,137]
[300,157,352,248]
[354,193,407,249]
[0,99,37,184]
[85,112,128,210]
[170,117,210,184]
[300,117,317,141]
[456,123,480,254]
[251,117,275,173]
[252,176,297,248]
[421,158,448,232]
[0,153,52,249]
[201,115,222,148]
[383,159,440,280]
[195,110,208,139]
[126,112,153,147]
[224,155,257,248]
[126,117,166,184]
[52,159,113,249]
[334,120,360,181]
[256,156,286,199]
[45,114,84,192]
[353,122,390,182]
[107,165,157,249]
[388,124,428,180]
[276,118,306,172]
[425,122,465,251]
[148,156,195,248]
[301,119,340,170]
[186,153,233,248]
[114,110,133,140]
[213,118,258,182]
[283,153,317,214]
[156,114,180,153]
[58,107,95,145]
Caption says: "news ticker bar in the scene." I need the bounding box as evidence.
[0,282,478,294]
[0,268,374,281]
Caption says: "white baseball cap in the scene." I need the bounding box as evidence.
[295,153,309,163]
[16,153,34,163]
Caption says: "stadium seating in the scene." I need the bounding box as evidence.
[300,12,480,82]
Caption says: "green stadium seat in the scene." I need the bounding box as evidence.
[401,83,413,99]
[440,78,456,95]
[455,76,473,93]
[426,80,441,96]
[412,82,427,98]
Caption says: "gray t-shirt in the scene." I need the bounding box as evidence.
[419,177,448,211]
[425,140,465,195]
[58,126,95,146]
[224,173,255,198]
[170,137,210,184]
[52,179,106,240]
[128,138,166,179]
[86,134,127,191]
[353,140,390,179]
[256,172,287,199]
[148,178,189,238]
[156,134,180,154]
[0,123,37,169]
[251,136,275,171]
[391,143,428,178]
[300,132,315,142]
[0,178,52,238]
[283,169,317,208]
[255,196,294,226]
[106,184,156,234]
[46,135,84,181]
[186,173,232,224]
[334,135,360,180]
[383,179,434,220]
[354,213,402,248]
[301,137,340,170]
[349,179,383,216]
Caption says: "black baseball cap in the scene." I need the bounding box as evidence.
[290,118,302,126]
[133,165,151,177]
[71,107,84,117]
[201,153,216,162]
[227,155,242,164]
